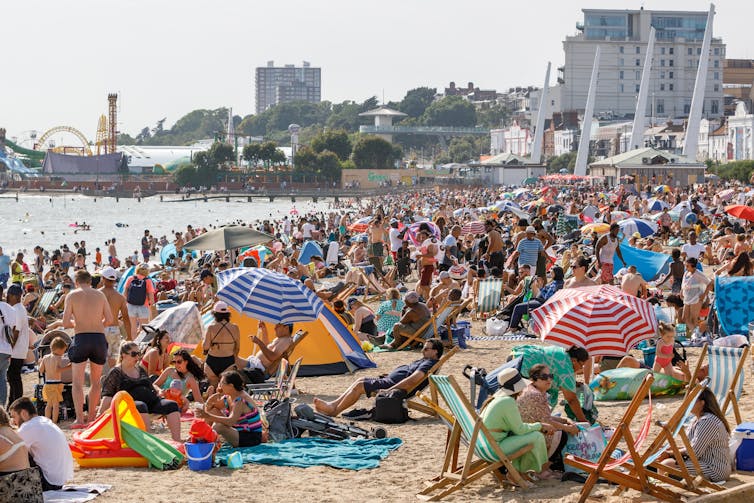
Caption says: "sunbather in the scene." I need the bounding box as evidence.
[313,339,443,416]
[196,371,263,448]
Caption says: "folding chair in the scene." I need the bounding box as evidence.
[32,289,57,317]
[565,375,678,503]
[417,375,532,501]
[356,266,386,303]
[395,301,463,350]
[473,278,503,320]
[687,343,749,424]
[332,283,356,304]
[406,346,459,417]
[247,357,303,402]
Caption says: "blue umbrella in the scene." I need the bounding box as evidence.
[647,198,670,212]
[618,217,658,238]
[160,243,177,265]
[298,241,324,265]
[215,268,324,324]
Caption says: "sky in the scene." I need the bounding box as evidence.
[2,0,750,144]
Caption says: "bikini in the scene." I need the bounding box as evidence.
[0,431,26,469]
[223,396,263,447]
[655,343,674,367]
[205,322,238,376]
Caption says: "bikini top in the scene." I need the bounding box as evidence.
[211,321,237,348]
[0,432,25,463]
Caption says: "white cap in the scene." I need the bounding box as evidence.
[100,266,118,281]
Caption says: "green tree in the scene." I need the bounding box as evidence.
[310,129,352,161]
[208,142,235,167]
[293,146,318,174]
[173,164,197,187]
[317,150,342,181]
[717,160,754,182]
[352,135,402,169]
[399,87,436,118]
[476,102,510,129]
[447,137,477,163]
[242,143,262,166]
[422,96,476,127]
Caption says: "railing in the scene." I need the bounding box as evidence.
[359,125,489,135]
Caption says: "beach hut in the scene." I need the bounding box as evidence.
[197,305,375,377]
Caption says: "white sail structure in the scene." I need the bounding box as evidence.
[631,27,656,150]
[682,3,715,160]
[574,47,600,176]
[530,62,551,164]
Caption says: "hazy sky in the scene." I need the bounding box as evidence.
[2,0,749,143]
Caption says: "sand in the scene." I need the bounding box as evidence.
[22,324,754,503]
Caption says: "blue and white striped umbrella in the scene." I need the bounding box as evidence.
[647,198,670,212]
[215,267,324,324]
[617,217,658,238]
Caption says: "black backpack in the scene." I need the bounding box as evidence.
[127,277,148,305]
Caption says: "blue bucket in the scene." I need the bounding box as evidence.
[642,346,656,368]
[456,321,471,341]
[185,442,214,471]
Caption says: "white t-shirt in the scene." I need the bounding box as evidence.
[302,222,314,238]
[0,302,17,355]
[11,303,29,359]
[388,228,403,252]
[681,242,706,260]
[18,416,74,486]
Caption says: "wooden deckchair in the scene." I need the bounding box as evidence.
[473,278,504,320]
[32,289,58,317]
[395,301,464,350]
[417,375,532,501]
[687,343,748,424]
[332,283,357,304]
[355,267,387,303]
[565,374,674,503]
[406,346,459,417]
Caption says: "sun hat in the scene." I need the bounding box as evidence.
[449,264,468,280]
[632,232,641,239]
[525,226,536,233]
[212,301,229,313]
[404,291,420,304]
[100,266,118,281]
[494,368,530,397]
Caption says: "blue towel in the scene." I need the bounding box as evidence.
[715,276,754,336]
[215,437,403,470]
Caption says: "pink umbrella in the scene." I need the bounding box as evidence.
[461,221,485,235]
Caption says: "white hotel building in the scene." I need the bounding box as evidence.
[555,8,725,121]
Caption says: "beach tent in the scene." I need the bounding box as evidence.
[135,301,203,349]
[298,241,324,265]
[196,305,375,377]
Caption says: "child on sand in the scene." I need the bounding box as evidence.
[653,321,690,382]
[38,337,71,422]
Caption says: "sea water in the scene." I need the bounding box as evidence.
[0,194,333,255]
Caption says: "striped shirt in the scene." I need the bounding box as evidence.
[516,238,543,268]
[684,413,731,482]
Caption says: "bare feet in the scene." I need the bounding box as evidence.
[313,398,336,416]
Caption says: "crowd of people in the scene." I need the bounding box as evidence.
[0,177,752,495]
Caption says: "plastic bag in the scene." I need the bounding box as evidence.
[485,317,508,337]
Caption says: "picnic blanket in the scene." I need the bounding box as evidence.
[44,484,111,503]
[715,276,754,336]
[215,437,403,470]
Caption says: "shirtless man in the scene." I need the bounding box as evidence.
[483,220,504,269]
[368,215,387,276]
[99,266,132,370]
[62,269,114,427]
[564,257,597,289]
[620,265,647,298]
[427,271,460,310]
[236,322,294,383]
[416,230,439,300]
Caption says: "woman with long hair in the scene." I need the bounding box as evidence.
[202,301,240,387]
[140,330,172,380]
[154,349,206,406]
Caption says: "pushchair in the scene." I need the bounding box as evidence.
[33,330,75,421]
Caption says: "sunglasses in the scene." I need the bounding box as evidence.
[172,359,184,364]
[534,373,554,380]
[124,350,140,357]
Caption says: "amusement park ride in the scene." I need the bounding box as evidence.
[2,93,119,168]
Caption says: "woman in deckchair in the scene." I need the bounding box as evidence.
[480,368,556,480]
[659,388,732,483]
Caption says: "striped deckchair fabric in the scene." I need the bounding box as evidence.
[473,278,503,320]
[688,344,749,424]
[417,375,531,501]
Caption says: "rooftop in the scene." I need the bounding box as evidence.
[358,106,408,118]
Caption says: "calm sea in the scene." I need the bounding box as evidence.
[1,194,333,256]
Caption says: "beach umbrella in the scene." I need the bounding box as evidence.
[215,267,324,324]
[617,217,658,238]
[289,207,299,215]
[648,211,680,222]
[580,222,610,235]
[492,200,520,211]
[160,243,177,265]
[725,205,754,222]
[298,240,324,265]
[452,208,470,218]
[610,210,630,221]
[183,225,274,251]
[647,198,670,212]
[347,216,372,233]
[718,189,735,202]
[406,221,441,245]
[547,204,565,214]
[530,285,658,357]
[654,185,672,194]
[461,221,486,235]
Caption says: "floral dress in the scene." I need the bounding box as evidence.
[517,384,556,452]
[376,299,405,339]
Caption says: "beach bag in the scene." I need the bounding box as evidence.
[0,310,17,348]
[127,277,148,305]
[264,398,294,442]
[373,389,408,424]
[563,424,608,475]
[0,467,43,503]
[485,317,508,337]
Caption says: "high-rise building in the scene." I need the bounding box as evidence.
[255,61,321,114]
[555,8,725,120]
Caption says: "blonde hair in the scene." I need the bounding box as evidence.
[658,320,675,336]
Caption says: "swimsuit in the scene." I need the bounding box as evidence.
[655,343,674,367]
[68,332,107,365]
[205,321,238,376]
[223,396,263,447]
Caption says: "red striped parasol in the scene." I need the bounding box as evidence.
[530,285,657,356]
[461,221,485,235]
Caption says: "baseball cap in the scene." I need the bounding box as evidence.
[212,301,229,313]
[526,226,536,233]
[100,266,118,281]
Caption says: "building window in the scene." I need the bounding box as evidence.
[688,59,693,67]
[688,47,693,55]
[619,83,624,93]
[714,47,720,55]
[669,71,674,79]
[714,84,719,92]
[684,103,690,114]
[661,47,666,55]
[657,99,665,114]
[711,100,719,114]
[635,70,641,80]
[619,70,624,79]
[660,83,665,91]
[660,71,665,79]
[660,59,665,67]
[669,47,674,55]
[697,47,702,55]
[636,46,640,54]
[714,71,719,80]
[669,59,674,67]
[636,58,641,66]
[713,59,719,68]
[669,83,674,91]
[619,58,624,66]
[619,46,624,53]
[636,84,640,93]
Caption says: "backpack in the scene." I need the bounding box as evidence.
[127,277,148,305]
[373,389,409,424]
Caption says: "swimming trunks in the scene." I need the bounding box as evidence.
[68,332,107,365]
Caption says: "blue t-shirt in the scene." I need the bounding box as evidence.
[516,238,543,267]
[0,254,10,275]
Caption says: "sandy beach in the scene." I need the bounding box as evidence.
[26,320,754,503]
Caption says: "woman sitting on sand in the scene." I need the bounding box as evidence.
[347,298,379,343]
[659,388,732,482]
[196,371,263,448]
[154,349,206,408]
[374,288,404,343]
[516,364,579,473]
[141,330,172,381]
[480,368,555,481]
